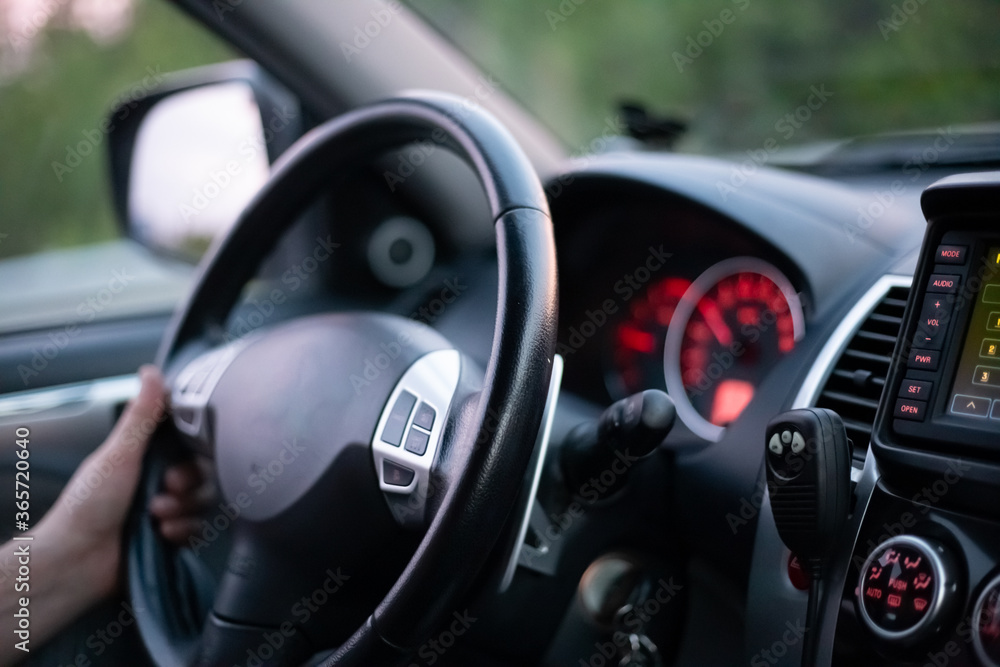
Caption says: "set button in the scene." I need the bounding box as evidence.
[899,379,932,400]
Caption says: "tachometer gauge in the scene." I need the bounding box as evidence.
[664,258,805,441]
[609,277,692,397]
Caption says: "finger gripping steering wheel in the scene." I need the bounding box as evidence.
[127,92,557,666]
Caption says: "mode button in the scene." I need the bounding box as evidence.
[935,245,967,265]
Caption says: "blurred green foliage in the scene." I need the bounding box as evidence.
[1,0,998,261]
[413,0,1000,153]
[0,0,236,259]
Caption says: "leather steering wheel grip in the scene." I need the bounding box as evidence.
[134,91,558,665]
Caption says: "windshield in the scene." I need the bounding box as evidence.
[410,1,1000,154]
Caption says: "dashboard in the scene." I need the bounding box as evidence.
[5,117,1000,666]
[536,160,1000,665]
[547,159,912,446]
[333,151,997,665]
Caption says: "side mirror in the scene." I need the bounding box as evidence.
[107,61,301,262]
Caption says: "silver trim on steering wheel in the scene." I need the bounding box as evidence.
[371,349,461,529]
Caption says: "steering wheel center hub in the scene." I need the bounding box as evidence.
[209,313,451,521]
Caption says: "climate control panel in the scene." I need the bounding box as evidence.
[856,535,960,646]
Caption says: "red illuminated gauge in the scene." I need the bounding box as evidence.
[663,258,804,441]
[609,277,692,397]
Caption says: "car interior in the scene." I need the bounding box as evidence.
[2,1,1000,665]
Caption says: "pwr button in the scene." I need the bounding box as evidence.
[908,349,939,371]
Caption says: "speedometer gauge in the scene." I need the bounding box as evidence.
[664,258,805,441]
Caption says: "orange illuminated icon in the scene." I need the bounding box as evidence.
[710,379,755,426]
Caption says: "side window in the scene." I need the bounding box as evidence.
[0,0,238,330]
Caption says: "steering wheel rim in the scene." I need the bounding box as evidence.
[128,92,558,665]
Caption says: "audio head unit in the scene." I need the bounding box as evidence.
[874,173,1000,474]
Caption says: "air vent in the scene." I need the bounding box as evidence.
[815,285,911,460]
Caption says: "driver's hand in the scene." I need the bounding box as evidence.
[39,365,169,598]
[150,456,216,544]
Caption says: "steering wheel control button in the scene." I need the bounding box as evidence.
[790,431,806,453]
[935,245,968,265]
[768,433,783,455]
[899,379,932,400]
[950,393,991,418]
[894,398,927,421]
[404,427,430,456]
[927,274,960,294]
[413,401,436,430]
[908,348,940,371]
[382,390,417,446]
[372,350,461,527]
[382,460,415,487]
[973,573,1000,667]
[856,535,960,646]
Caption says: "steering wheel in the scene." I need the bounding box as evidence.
[127,92,557,666]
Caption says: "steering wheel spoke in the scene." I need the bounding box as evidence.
[170,338,255,455]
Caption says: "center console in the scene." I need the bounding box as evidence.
[834,173,1000,665]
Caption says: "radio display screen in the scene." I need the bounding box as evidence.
[949,247,1000,421]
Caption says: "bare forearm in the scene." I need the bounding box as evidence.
[0,518,113,666]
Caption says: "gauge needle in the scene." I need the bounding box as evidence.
[698,300,733,347]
